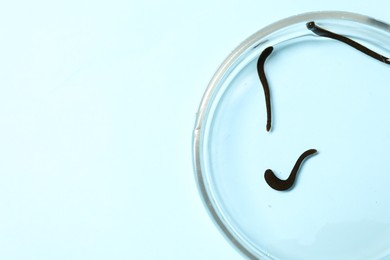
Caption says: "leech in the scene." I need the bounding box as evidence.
[257,46,274,132]
[307,21,390,64]
[264,149,317,191]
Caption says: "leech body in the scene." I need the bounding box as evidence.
[307,21,390,64]
[264,149,317,191]
[257,46,274,132]
[258,48,317,190]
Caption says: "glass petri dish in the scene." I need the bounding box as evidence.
[193,11,390,259]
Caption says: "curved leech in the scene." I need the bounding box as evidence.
[307,21,390,65]
[257,46,274,132]
[264,149,317,191]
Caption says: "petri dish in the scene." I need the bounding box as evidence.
[193,11,390,259]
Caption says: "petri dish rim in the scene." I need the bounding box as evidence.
[193,11,390,259]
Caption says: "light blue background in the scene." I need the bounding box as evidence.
[0,1,388,259]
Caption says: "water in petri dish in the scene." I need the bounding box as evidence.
[200,18,390,259]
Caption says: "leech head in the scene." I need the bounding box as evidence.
[263,46,274,56]
[264,169,292,191]
[306,21,315,30]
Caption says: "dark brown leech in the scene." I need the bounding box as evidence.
[264,149,317,191]
[307,21,390,64]
[257,46,274,132]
